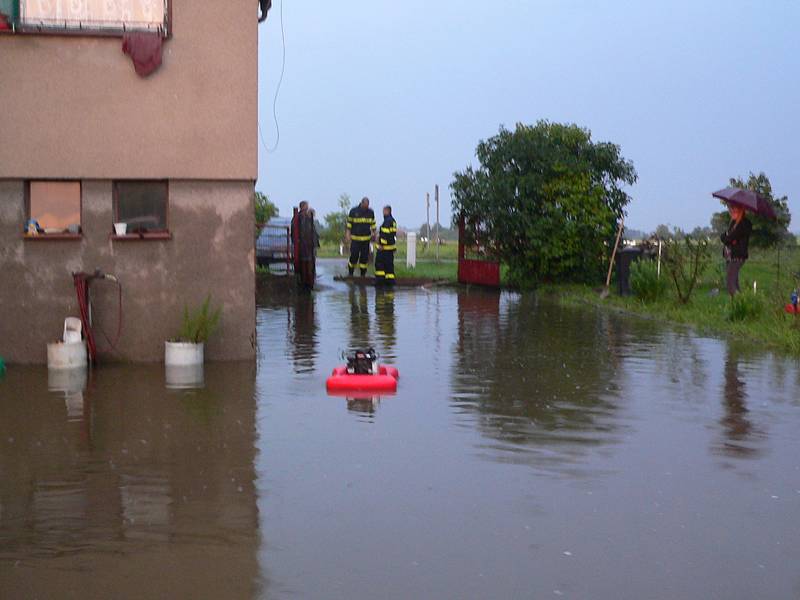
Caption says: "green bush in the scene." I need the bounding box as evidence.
[727,292,765,322]
[178,295,222,343]
[630,259,668,302]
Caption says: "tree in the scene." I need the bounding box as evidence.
[451,121,637,285]
[710,172,791,248]
[654,224,672,240]
[254,191,278,225]
[320,193,351,244]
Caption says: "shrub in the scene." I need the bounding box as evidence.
[662,230,713,304]
[727,292,765,322]
[630,259,668,302]
[178,295,222,343]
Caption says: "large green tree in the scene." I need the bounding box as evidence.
[710,172,791,248]
[451,121,637,284]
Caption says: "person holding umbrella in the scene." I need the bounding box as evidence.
[712,187,775,297]
[720,204,752,296]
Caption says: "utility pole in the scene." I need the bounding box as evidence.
[425,192,430,251]
[435,184,440,263]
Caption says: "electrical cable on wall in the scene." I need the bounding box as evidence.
[260,0,286,154]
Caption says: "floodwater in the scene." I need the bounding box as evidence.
[3,261,800,599]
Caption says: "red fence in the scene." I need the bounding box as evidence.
[457,215,500,287]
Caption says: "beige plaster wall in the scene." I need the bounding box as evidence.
[0,179,256,363]
[0,0,257,180]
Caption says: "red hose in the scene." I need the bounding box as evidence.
[73,271,123,364]
[73,273,97,362]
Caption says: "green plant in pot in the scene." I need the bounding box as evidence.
[165,296,222,368]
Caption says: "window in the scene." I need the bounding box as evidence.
[2,0,169,36]
[113,180,169,238]
[25,181,81,237]
[0,1,18,30]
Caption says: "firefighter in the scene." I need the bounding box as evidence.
[346,196,376,277]
[375,205,397,285]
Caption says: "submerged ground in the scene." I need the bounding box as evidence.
[2,261,800,598]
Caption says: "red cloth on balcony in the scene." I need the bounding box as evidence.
[122,32,163,77]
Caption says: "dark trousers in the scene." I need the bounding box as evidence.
[375,249,395,284]
[348,240,370,276]
[726,259,744,296]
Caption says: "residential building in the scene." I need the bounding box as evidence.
[0,0,259,363]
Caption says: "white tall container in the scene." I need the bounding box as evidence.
[406,232,417,268]
[47,341,88,370]
[164,341,204,366]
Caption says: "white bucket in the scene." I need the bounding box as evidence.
[114,222,127,235]
[47,341,88,370]
[164,341,204,366]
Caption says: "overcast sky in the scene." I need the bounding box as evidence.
[257,1,799,232]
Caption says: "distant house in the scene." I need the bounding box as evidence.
[0,1,261,363]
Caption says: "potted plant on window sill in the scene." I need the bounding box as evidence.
[165,295,221,367]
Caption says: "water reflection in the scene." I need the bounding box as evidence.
[48,367,87,422]
[374,289,397,360]
[348,285,371,349]
[452,290,623,472]
[715,347,764,458]
[0,362,261,599]
[289,291,318,373]
[346,395,381,417]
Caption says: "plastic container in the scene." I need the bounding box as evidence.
[616,246,643,296]
[165,341,204,366]
[114,222,128,235]
[63,317,82,344]
[47,341,88,370]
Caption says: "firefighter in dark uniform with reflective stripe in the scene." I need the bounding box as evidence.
[346,196,376,277]
[375,205,397,285]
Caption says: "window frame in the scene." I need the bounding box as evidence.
[0,0,172,39]
[23,179,83,240]
[111,179,171,241]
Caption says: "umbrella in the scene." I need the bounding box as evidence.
[712,187,776,220]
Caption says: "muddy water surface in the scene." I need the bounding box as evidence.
[3,262,800,599]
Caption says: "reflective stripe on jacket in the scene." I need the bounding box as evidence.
[378,215,397,251]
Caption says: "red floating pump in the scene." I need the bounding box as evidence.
[326,365,399,393]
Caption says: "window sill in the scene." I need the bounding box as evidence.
[0,26,169,39]
[111,232,172,241]
[22,233,82,241]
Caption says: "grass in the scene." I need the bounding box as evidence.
[395,261,458,281]
[317,240,459,261]
[546,246,800,355]
[316,240,460,282]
